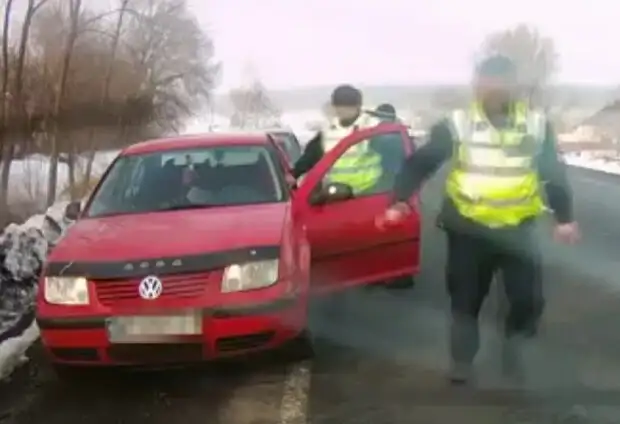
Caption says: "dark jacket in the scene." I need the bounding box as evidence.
[292,132,324,178]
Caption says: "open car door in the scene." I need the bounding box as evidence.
[291,123,421,295]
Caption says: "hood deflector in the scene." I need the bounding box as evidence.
[45,245,280,280]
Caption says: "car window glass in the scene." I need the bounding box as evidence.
[86,145,286,218]
[125,159,145,198]
[271,133,302,162]
[321,130,406,197]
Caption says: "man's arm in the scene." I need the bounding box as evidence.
[292,132,324,178]
[537,122,574,223]
[390,119,455,203]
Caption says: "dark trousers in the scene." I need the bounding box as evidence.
[446,226,544,365]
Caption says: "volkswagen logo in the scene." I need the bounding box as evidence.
[138,275,163,300]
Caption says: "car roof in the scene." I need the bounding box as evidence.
[122,132,272,156]
[242,128,294,136]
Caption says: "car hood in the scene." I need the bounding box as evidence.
[49,203,288,262]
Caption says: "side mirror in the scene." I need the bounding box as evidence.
[309,182,354,205]
[64,201,81,221]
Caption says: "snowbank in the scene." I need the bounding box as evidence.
[564,152,620,175]
[0,202,73,379]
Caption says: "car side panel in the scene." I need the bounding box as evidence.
[303,193,420,294]
[292,123,422,294]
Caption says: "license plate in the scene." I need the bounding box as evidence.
[107,313,201,343]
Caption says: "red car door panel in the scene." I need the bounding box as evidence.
[292,123,421,295]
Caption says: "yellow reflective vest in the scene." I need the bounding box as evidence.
[445,102,546,228]
[322,111,383,193]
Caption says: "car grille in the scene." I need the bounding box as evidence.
[94,272,210,306]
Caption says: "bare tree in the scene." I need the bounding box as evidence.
[0,0,13,207]
[123,0,220,134]
[0,0,219,214]
[0,0,50,207]
[481,24,558,105]
[79,0,132,193]
[229,79,281,129]
[45,0,82,206]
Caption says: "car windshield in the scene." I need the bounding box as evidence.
[270,132,302,162]
[85,145,286,218]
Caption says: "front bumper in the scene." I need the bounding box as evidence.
[37,283,307,365]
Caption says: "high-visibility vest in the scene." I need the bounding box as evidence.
[445,102,547,228]
[321,111,383,193]
[321,111,381,153]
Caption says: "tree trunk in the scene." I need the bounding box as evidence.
[83,149,95,184]
[0,143,12,204]
[67,147,76,200]
[81,0,130,188]
[46,0,82,207]
[0,0,14,208]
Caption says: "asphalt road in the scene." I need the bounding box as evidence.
[2,165,620,424]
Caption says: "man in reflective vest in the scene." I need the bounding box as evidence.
[378,55,580,385]
[292,84,382,193]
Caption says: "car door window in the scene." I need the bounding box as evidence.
[321,130,406,196]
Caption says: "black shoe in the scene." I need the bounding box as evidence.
[448,362,473,385]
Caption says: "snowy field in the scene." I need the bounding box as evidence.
[5,151,119,207]
[2,122,620,381]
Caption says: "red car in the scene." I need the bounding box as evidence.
[36,123,421,369]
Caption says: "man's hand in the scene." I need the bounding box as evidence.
[285,174,297,188]
[553,221,580,245]
[376,202,411,229]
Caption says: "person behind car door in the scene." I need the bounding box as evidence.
[378,54,580,386]
[368,103,404,189]
[371,103,398,122]
[292,84,381,180]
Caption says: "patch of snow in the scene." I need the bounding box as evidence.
[5,150,119,207]
[0,202,73,380]
[0,321,39,380]
[565,153,620,175]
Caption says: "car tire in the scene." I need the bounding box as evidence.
[384,275,416,290]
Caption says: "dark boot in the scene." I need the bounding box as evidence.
[448,361,474,385]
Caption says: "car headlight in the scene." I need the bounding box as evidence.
[44,276,89,305]
[221,260,279,293]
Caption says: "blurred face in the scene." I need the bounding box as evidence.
[474,75,517,110]
[333,105,360,121]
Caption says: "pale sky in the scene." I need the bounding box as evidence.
[187,0,620,90]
